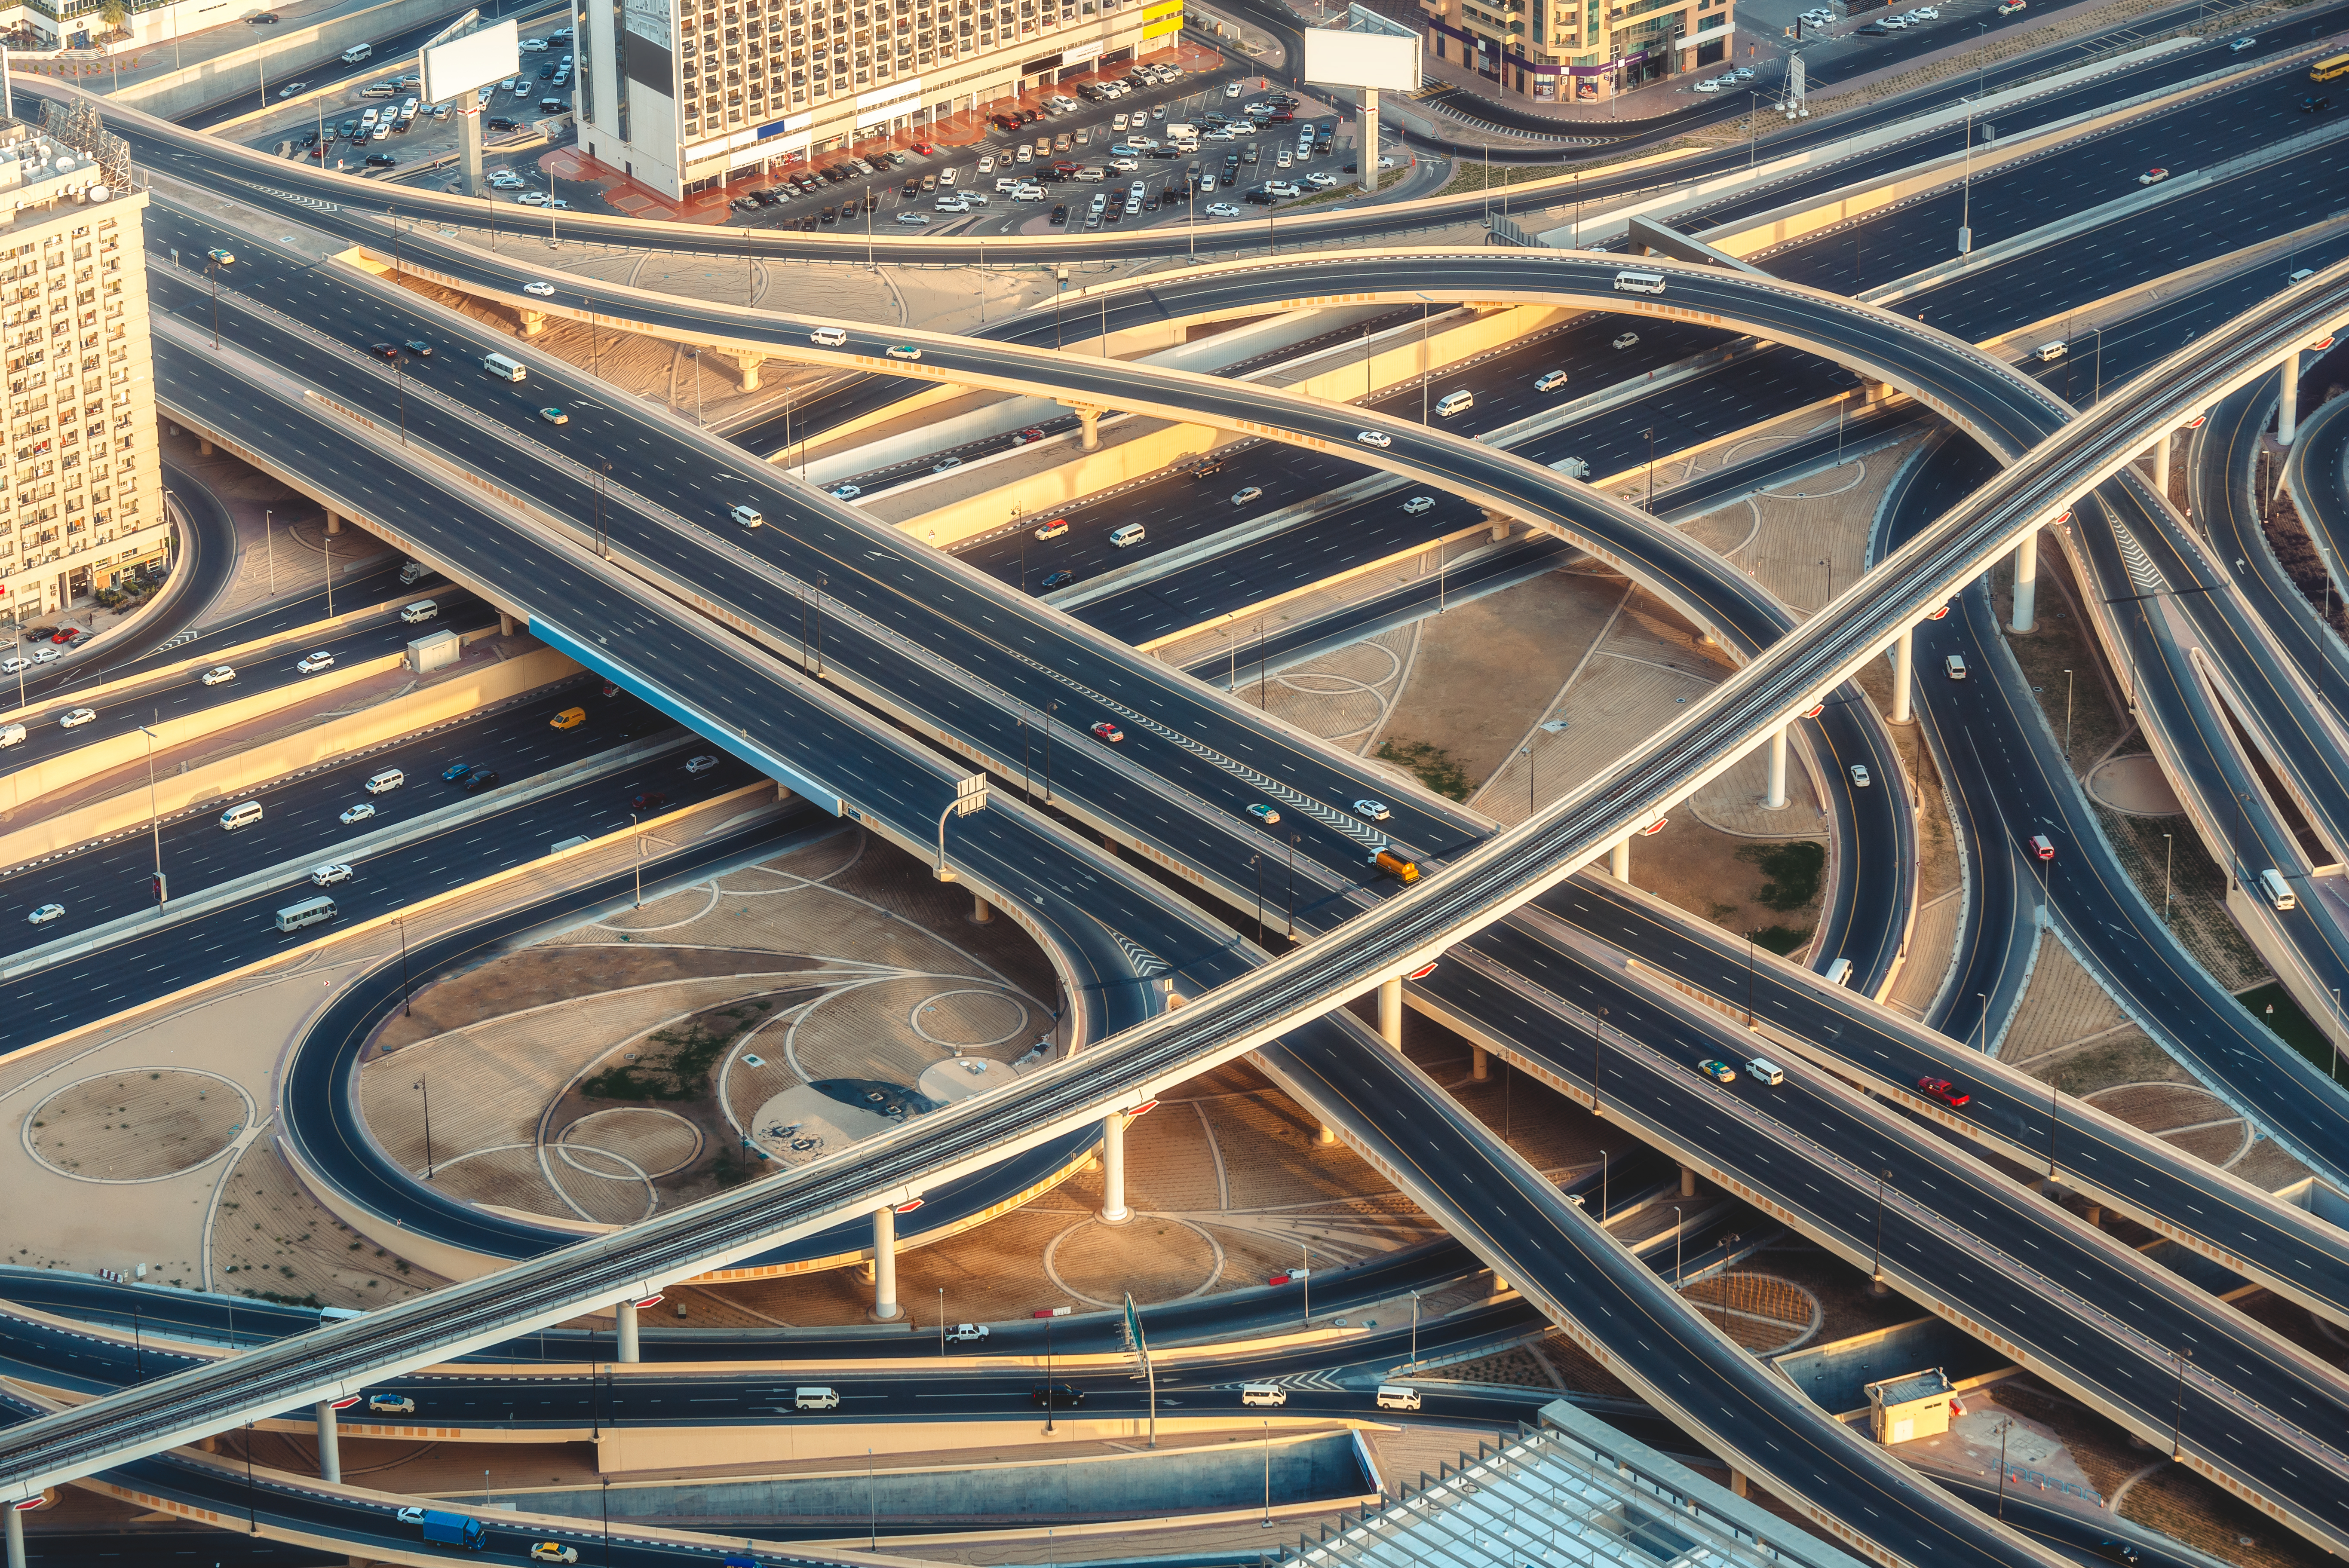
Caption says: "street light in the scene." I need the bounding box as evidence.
[136,723,165,906]
[1589,1005,1607,1116]
[413,1078,434,1179]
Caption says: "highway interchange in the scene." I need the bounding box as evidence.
[2,4,2349,1565]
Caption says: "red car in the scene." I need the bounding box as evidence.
[1918,1077,1972,1109]
[911,141,936,155]
[48,628,77,644]
[1091,721,1124,743]
[1267,1268,1312,1287]
[2030,833,2055,860]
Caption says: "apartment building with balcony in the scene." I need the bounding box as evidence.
[1419,0,1730,100]
[0,127,163,621]
[573,0,1184,201]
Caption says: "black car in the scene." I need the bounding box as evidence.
[1030,1383,1084,1408]
[631,792,669,812]
[464,770,502,793]
[2300,93,2329,112]
[1190,458,1224,479]
[1049,203,1068,224]
[367,342,403,364]
[487,115,519,131]
[538,64,556,79]
[1039,569,1074,591]
[404,338,432,357]
[301,129,318,147]
[365,153,397,168]
[1243,187,1275,205]
[338,119,359,138]
[247,10,278,19]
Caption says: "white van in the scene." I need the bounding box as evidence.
[2035,340,2067,363]
[809,326,847,347]
[341,43,374,63]
[1613,269,1668,295]
[1745,1056,1786,1086]
[731,504,764,528]
[794,1387,840,1411]
[2260,867,2298,910]
[0,723,22,748]
[365,767,405,794]
[482,352,526,382]
[1824,957,1853,987]
[1110,523,1146,548]
[220,800,264,831]
[399,600,438,624]
[1239,1383,1288,1407]
[1374,1385,1421,1412]
[1435,389,1474,418]
[1944,654,1968,680]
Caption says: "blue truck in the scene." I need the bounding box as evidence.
[419,1510,487,1550]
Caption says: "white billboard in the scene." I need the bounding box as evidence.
[1303,28,1418,91]
[420,18,520,104]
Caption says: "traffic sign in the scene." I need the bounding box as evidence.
[954,772,989,816]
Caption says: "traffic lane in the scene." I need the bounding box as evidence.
[0,680,664,958]
[1260,1024,2052,1568]
[1414,934,2349,1530]
[2288,369,2349,575]
[0,594,497,772]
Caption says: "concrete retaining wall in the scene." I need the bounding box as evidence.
[0,645,577,868]
[1772,1315,2009,1417]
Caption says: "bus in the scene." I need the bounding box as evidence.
[2313,52,2349,81]
[275,895,337,933]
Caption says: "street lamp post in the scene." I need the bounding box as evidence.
[1589,1004,1607,1116]
[414,1078,435,1178]
[1642,426,1656,512]
[137,723,165,906]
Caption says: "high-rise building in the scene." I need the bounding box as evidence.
[0,109,164,621]
[1418,0,1733,101]
[571,0,1185,201]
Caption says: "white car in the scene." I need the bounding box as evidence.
[297,651,335,674]
[2229,33,2257,48]
[524,281,555,297]
[340,802,377,825]
[685,755,720,775]
[1356,430,1393,448]
[517,191,551,206]
[1264,180,1300,197]
[933,456,963,473]
[935,199,969,214]
[58,707,95,729]
[311,863,354,886]
[30,647,57,665]
[26,903,62,926]
[1110,157,1139,172]
[830,483,862,500]
[1401,496,1435,514]
[0,657,23,674]
[1304,172,1337,188]
[1231,486,1264,505]
[895,211,930,225]
[1206,202,1242,217]
[946,1323,990,1343]
[977,154,996,172]
[1849,764,1872,788]
[1124,196,1141,214]
[1694,77,1723,92]
[200,665,236,686]
[1354,799,1391,821]
[1612,333,1640,349]
[1226,81,1243,97]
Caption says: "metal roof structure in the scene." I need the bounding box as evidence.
[1280,1399,1873,1568]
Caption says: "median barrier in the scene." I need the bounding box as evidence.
[0,644,577,871]
[592,1412,1384,1472]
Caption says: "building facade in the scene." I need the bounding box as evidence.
[572,0,1184,200]
[0,121,163,620]
[1419,0,1731,101]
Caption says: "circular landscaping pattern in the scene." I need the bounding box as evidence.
[558,1107,704,1180]
[1045,1217,1224,1307]
[25,1068,253,1182]
[908,988,1029,1050]
[2082,1081,2248,1166]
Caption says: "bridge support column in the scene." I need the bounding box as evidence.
[1070,405,1103,451]
[197,436,213,456]
[4,1498,20,1568]
[1610,838,1631,881]
[325,511,343,536]
[1763,726,1788,811]
[1358,87,1380,193]
[2010,529,2038,633]
[615,1299,640,1362]
[315,1400,342,1484]
[871,1206,902,1320]
[1099,1112,1132,1224]
[1891,628,1914,725]
[498,612,515,637]
[2280,350,2302,445]
[971,892,995,923]
[726,351,764,392]
[1680,1164,1698,1197]
[1316,1122,1336,1145]
[1730,1470,1748,1498]
[1488,518,1509,542]
[517,309,548,337]
[2150,433,2171,497]
[1377,975,1404,1048]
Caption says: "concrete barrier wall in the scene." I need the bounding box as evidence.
[105,0,472,123]
[592,1415,1378,1470]
[1771,1315,2009,1417]
[0,645,577,868]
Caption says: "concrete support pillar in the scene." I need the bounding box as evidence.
[1316,1122,1336,1145]
[197,436,214,456]
[2281,350,2301,444]
[1493,1274,1510,1293]
[314,1400,342,1485]
[1377,975,1404,1048]
[1679,1164,1698,1198]
[1763,726,1788,811]
[1488,518,1509,542]
[1073,406,1102,451]
[1730,1470,1749,1498]
[517,309,548,337]
[4,1501,20,1568]
[971,892,995,924]
[2150,433,2171,497]
[2011,529,2038,634]
[1471,1046,1490,1081]
[325,511,343,536]
[2084,1203,2103,1227]
[1610,838,1631,881]
[615,1299,640,1363]
[498,612,515,638]
[1892,628,1915,725]
[871,1206,901,1320]
[1358,87,1380,193]
[727,351,764,392]
[1099,1112,1132,1225]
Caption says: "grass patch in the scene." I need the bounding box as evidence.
[1736,841,1825,912]
[1753,925,1811,956]
[1377,738,1477,800]
[582,1001,768,1100]
[2234,982,2342,1078]
[1279,164,1417,209]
